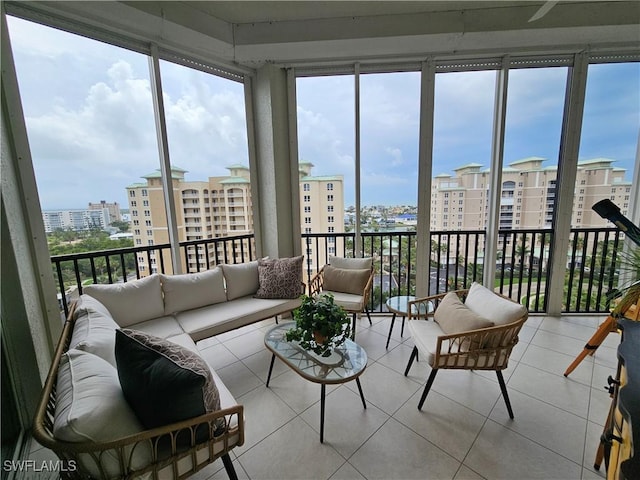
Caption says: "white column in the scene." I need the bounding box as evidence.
[484,57,510,288]
[547,53,589,315]
[249,64,299,258]
[416,59,436,297]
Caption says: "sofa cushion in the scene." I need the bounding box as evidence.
[176,296,301,341]
[115,329,221,429]
[255,256,304,299]
[127,315,185,339]
[83,275,164,327]
[434,292,494,335]
[464,282,527,326]
[161,268,226,315]
[320,290,365,312]
[53,350,151,477]
[69,295,119,367]
[221,261,260,301]
[329,256,373,270]
[323,265,371,296]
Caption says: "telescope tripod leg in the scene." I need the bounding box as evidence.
[563,315,617,377]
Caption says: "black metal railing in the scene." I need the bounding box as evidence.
[51,234,255,317]
[52,228,622,318]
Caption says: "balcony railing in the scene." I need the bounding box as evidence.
[51,228,622,318]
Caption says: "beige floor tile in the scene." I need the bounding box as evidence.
[199,342,240,371]
[235,386,298,451]
[216,360,265,398]
[394,388,487,461]
[349,418,460,480]
[453,465,487,480]
[237,417,347,480]
[222,328,269,360]
[489,389,588,464]
[508,363,592,418]
[299,385,390,457]
[464,420,583,479]
[353,361,422,415]
[520,343,594,386]
[329,462,367,480]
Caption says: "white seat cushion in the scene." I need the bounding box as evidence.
[321,290,364,312]
[54,350,151,477]
[176,296,301,341]
[129,315,185,339]
[83,275,165,327]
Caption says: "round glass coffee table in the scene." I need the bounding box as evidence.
[264,322,368,443]
[385,295,434,349]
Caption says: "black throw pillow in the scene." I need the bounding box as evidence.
[115,329,221,430]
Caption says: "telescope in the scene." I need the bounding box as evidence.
[592,199,640,247]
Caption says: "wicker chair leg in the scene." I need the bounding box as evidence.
[365,307,372,325]
[404,346,418,376]
[496,370,514,419]
[351,313,357,340]
[418,369,438,410]
[222,453,239,480]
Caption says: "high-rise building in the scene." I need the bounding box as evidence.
[431,157,632,231]
[41,208,111,233]
[127,163,344,275]
[88,200,122,224]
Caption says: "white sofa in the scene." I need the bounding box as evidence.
[33,260,303,480]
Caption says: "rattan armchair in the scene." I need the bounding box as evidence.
[309,256,374,339]
[404,285,528,418]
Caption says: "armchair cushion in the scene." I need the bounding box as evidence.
[83,274,164,327]
[329,256,373,270]
[160,267,226,315]
[434,292,494,335]
[115,329,222,430]
[465,282,527,325]
[323,265,371,296]
[255,256,304,299]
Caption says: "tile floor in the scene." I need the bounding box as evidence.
[29,313,620,480]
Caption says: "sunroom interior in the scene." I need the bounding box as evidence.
[2,1,639,479]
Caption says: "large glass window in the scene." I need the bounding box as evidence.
[159,60,250,270]
[297,75,354,272]
[360,71,420,297]
[7,16,161,294]
[431,70,496,292]
[566,62,640,312]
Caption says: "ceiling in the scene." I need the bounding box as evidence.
[178,1,544,24]
[8,1,640,67]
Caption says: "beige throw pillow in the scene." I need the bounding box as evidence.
[434,292,494,335]
[323,265,371,296]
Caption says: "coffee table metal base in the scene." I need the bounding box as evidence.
[266,353,366,443]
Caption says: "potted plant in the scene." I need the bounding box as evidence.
[285,294,351,357]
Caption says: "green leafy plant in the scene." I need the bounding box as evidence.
[285,294,351,356]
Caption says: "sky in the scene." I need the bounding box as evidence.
[6,16,640,210]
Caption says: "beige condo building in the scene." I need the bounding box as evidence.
[127,163,343,275]
[431,157,632,231]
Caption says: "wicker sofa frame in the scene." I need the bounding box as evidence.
[32,303,245,480]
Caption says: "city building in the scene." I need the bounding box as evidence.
[431,157,632,231]
[41,208,111,233]
[127,163,343,274]
[87,200,121,224]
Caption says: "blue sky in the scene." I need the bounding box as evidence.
[7,16,639,210]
